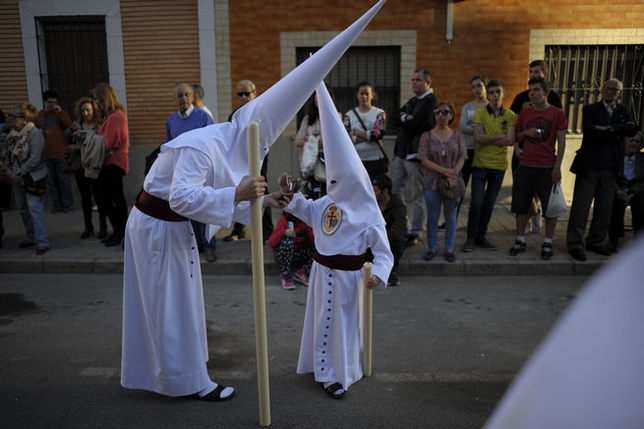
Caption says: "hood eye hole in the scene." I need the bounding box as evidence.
[330,180,337,185]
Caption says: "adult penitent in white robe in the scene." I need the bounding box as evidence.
[121,146,253,396]
[288,193,392,390]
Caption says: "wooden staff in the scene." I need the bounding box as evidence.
[362,261,374,377]
[248,121,271,427]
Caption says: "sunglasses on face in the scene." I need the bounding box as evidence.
[488,89,502,95]
[237,91,252,97]
[434,109,451,116]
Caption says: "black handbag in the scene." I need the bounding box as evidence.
[23,173,46,196]
[438,175,465,200]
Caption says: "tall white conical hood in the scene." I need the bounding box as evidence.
[162,0,385,186]
[312,81,385,254]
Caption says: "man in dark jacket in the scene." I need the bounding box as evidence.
[566,78,639,261]
[390,69,437,247]
[608,131,644,252]
[373,174,407,286]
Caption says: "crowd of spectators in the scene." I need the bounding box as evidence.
[0,60,641,265]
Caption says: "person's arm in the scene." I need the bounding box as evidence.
[453,132,467,174]
[203,111,214,126]
[294,116,309,148]
[101,111,128,150]
[61,111,73,129]
[267,217,287,249]
[366,225,394,289]
[474,123,511,146]
[552,129,566,183]
[19,128,46,175]
[402,95,435,135]
[459,104,474,136]
[370,110,386,141]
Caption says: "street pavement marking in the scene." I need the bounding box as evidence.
[80,367,120,377]
[80,368,513,383]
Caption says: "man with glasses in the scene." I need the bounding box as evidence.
[390,68,437,248]
[462,79,516,252]
[224,79,274,243]
[166,82,216,261]
[566,78,639,261]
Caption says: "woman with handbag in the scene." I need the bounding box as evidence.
[91,83,129,247]
[417,101,467,262]
[343,81,387,178]
[5,103,50,255]
[67,96,107,239]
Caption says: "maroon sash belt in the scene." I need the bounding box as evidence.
[314,251,367,271]
[135,190,187,222]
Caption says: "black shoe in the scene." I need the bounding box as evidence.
[405,234,421,248]
[541,242,554,260]
[586,243,611,256]
[424,250,436,261]
[444,252,456,263]
[607,242,619,254]
[509,240,526,256]
[475,236,497,250]
[322,382,345,399]
[387,273,400,286]
[80,226,94,239]
[461,238,474,252]
[196,384,235,402]
[568,248,587,261]
[104,234,124,247]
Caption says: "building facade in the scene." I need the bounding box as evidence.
[1,0,643,201]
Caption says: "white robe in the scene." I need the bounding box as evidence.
[287,193,393,390]
[121,147,251,397]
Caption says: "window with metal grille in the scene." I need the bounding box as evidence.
[296,46,400,132]
[36,16,109,117]
[545,45,644,133]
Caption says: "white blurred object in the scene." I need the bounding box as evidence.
[484,236,644,429]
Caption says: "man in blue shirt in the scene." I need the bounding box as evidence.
[166,82,217,262]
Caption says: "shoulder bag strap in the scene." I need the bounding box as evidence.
[352,108,388,160]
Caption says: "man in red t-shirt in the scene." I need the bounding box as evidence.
[510,77,567,259]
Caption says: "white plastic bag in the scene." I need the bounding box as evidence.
[545,182,568,218]
[299,135,318,177]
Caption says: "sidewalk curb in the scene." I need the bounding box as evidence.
[0,257,605,276]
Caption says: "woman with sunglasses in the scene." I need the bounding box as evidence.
[5,103,50,254]
[417,101,467,262]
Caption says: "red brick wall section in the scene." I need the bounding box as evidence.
[229,0,644,120]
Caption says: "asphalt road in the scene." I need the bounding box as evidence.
[0,274,588,428]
